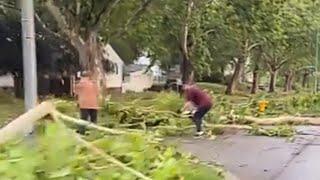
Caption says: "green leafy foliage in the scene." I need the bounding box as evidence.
[0,122,223,180]
[0,90,24,127]
[152,92,183,112]
[249,125,296,137]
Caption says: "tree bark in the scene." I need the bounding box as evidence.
[84,31,108,97]
[219,115,320,126]
[0,102,54,144]
[180,0,194,84]
[269,70,277,92]
[284,70,294,92]
[284,73,289,92]
[288,72,294,91]
[239,64,246,83]
[15,0,20,9]
[180,54,193,84]
[302,70,309,88]
[226,58,245,95]
[251,65,259,94]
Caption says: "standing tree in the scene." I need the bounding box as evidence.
[211,0,263,95]
[125,0,222,84]
[35,0,153,92]
[260,0,320,92]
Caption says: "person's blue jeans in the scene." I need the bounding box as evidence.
[193,106,211,132]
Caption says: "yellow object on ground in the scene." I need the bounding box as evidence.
[258,100,269,112]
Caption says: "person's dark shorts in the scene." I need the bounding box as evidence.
[80,109,98,123]
[192,105,212,132]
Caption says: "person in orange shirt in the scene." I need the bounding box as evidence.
[74,71,99,135]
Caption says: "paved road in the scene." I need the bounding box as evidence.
[168,126,320,180]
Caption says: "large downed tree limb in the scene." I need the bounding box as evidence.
[2,100,320,146]
[52,110,141,135]
[0,102,54,144]
[206,124,253,130]
[50,117,152,180]
[72,132,152,180]
[220,116,320,125]
[152,124,253,131]
[245,116,320,125]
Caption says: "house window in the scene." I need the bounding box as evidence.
[103,60,119,74]
[115,64,118,75]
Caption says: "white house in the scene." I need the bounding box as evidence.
[102,44,124,91]
[122,64,154,93]
[0,73,14,88]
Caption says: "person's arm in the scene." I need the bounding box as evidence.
[74,82,81,107]
[181,89,193,112]
[181,101,193,112]
[74,83,80,95]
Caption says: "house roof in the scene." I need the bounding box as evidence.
[103,44,124,65]
[124,64,148,74]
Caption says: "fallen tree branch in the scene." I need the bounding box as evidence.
[52,110,133,135]
[72,131,152,180]
[140,109,185,117]
[218,115,320,125]
[242,116,320,125]
[50,117,152,180]
[206,124,253,130]
[0,102,54,144]
[152,124,253,131]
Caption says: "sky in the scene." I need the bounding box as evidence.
[135,56,163,76]
[135,56,151,65]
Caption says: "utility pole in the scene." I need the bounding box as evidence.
[21,0,38,111]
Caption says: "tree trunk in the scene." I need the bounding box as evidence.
[284,71,291,92]
[15,0,20,8]
[180,54,193,84]
[302,71,309,88]
[85,31,108,98]
[71,38,87,69]
[269,70,277,92]
[251,65,259,94]
[288,72,295,91]
[239,64,246,83]
[180,0,194,84]
[45,1,108,97]
[284,73,289,92]
[284,70,295,92]
[226,58,245,95]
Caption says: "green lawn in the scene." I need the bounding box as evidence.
[0,90,24,127]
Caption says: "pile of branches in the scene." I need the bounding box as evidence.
[0,102,224,180]
[55,99,301,137]
[107,102,192,133]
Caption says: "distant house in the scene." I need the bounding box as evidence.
[122,64,154,92]
[0,73,14,89]
[102,44,124,92]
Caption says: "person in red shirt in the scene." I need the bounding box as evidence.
[74,71,99,134]
[182,84,212,137]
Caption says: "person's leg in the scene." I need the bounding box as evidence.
[193,111,204,133]
[89,109,98,124]
[192,106,211,133]
[78,109,89,135]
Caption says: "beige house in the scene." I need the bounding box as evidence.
[122,64,154,93]
[102,44,124,92]
[0,73,14,89]
[102,46,164,93]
